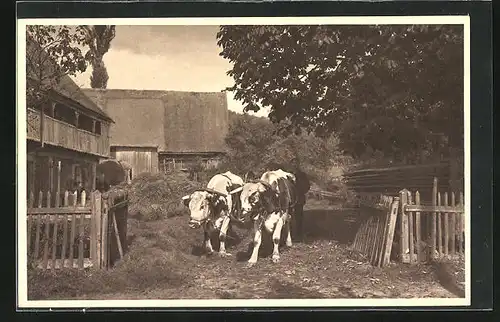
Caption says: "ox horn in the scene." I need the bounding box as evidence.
[198,188,227,197]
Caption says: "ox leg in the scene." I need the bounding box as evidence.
[272,215,285,263]
[285,213,293,247]
[204,227,214,255]
[247,221,262,267]
[218,216,232,257]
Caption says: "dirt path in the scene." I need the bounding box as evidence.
[29,203,464,301]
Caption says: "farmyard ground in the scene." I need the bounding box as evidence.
[27,199,465,301]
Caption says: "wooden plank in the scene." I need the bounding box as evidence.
[415,191,422,262]
[382,197,400,267]
[368,217,376,265]
[369,216,380,264]
[430,177,438,260]
[56,160,61,207]
[408,191,414,264]
[69,213,76,269]
[78,207,85,269]
[51,214,59,269]
[366,217,376,258]
[378,197,394,267]
[34,191,43,259]
[61,214,68,262]
[27,207,92,215]
[112,212,124,260]
[42,192,51,269]
[437,192,442,256]
[444,192,449,256]
[94,192,102,269]
[376,211,389,267]
[372,215,385,266]
[399,189,409,262]
[403,205,464,213]
[450,192,456,254]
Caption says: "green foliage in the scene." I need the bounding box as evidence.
[217,25,464,160]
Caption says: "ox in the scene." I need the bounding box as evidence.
[181,171,244,257]
[229,169,297,266]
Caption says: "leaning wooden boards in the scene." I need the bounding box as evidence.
[352,195,400,268]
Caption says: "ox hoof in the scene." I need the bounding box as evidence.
[246,261,256,268]
[286,241,293,247]
[272,255,280,263]
[218,251,232,258]
[206,249,214,256]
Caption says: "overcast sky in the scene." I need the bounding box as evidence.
[71,25,269,117]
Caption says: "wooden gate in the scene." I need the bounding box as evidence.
[26,189,129,270]
[397,178,465,263]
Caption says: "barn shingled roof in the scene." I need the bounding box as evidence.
[81,89,229,154]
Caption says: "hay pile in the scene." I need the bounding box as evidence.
[116,170,205,221]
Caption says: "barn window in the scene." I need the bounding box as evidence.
[94,121,102,135]
[77,113,94,132]
[53,103,77,126]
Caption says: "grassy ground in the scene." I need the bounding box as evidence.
[27,198,465,300]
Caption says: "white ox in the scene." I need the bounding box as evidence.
[229,169,297,266]
[181,171,244,257]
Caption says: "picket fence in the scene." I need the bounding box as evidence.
[352,177,464,267]
[398,178,465,263]
[26,189,129,270]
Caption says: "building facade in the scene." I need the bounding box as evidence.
[27,74,114,205]
[82,89,229,178]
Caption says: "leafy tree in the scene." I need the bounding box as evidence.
[217,25,464,161]
[26,25,89,111]
[221,111,349,186]
[81,25,116,89]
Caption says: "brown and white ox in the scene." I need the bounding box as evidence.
[229,169,297,266]
[181,171,244,257]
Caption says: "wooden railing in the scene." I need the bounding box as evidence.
[27,108,110,157]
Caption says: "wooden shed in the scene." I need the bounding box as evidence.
[82,89,228,178]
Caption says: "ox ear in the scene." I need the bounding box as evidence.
[181,194,191,207]
[228,186,243,195]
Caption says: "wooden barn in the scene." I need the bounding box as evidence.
[26,74,114,203]
[81,89,229,178]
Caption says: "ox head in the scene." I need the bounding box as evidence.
[181,188,227,229]
[228,180,273,223]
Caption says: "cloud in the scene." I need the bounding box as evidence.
[71,25,270,117]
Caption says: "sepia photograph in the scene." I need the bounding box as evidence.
[17,16,470,308]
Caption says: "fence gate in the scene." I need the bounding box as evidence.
[397,178,465,264]
[27,189,129,270]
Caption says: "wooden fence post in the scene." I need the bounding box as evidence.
[399,189,409,263]
[382,197,399,267]
[93,191,102,269]
[415,191,422,262]
[430,177,438,260]
[101,194,109,269]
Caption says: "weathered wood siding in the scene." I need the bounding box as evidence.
[27,108,110,158]
[111,146,158,177]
